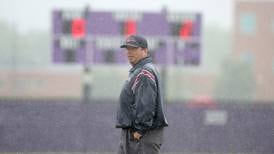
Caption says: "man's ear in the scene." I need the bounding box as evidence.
[143,48,148,56]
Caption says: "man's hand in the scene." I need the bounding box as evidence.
[133,131,142,141]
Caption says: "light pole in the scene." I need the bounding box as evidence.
[82,5,92,104]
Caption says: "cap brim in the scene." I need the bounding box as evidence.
[120,43,139,48]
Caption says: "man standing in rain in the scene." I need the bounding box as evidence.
[116,35,168,154]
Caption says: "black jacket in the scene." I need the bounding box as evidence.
[116,57,168,135]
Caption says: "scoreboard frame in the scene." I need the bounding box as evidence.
[52,9,202,66]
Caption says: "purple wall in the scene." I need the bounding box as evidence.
[0,100,273,153]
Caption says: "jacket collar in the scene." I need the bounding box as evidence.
[129,56,152,73]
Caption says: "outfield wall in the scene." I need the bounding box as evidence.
[0,100,273,153]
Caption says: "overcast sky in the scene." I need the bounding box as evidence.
[1,0,234,32]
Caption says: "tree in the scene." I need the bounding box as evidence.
[214,58,256,102]
[0,20,50,68]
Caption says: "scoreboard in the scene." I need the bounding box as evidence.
[52,9,202,65]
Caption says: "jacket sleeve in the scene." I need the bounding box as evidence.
[132,69,157,135]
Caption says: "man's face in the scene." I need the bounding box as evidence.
[125,46,147,66]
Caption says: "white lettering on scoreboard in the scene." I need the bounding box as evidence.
[113,11,143,21]
[60,36,81,49]
[95,36,124,50]
[61,10,83,20]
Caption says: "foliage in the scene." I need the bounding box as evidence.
[214,58,256,102]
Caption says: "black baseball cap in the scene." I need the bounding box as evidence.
[120,35,148,49]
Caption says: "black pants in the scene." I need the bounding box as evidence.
[117,128,164,154]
